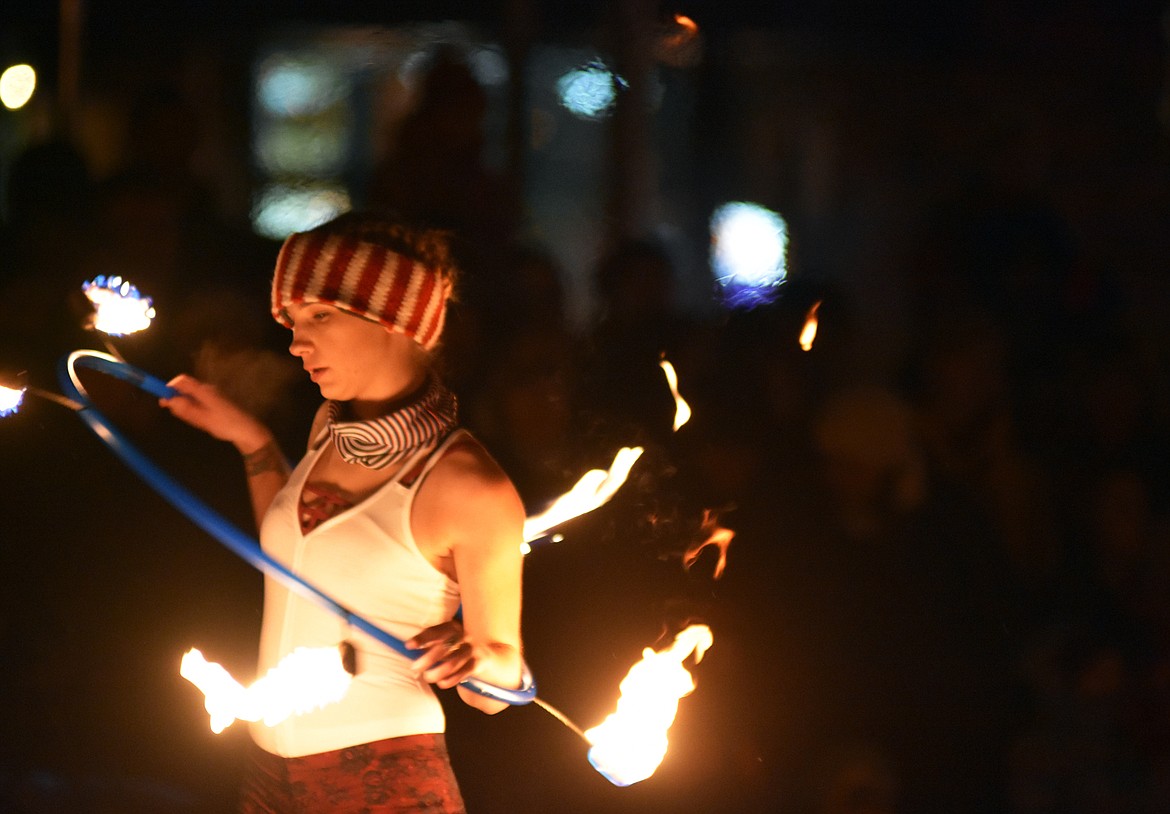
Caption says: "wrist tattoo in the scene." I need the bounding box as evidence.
[243,442,287,478]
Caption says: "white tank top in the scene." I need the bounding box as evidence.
[250,430,466,758]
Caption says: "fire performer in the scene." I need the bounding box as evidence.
[161,212,526,813]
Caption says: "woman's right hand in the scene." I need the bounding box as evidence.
[161,374,272,454]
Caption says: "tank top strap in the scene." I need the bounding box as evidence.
[395,428,473,491]
[309,424,330,451]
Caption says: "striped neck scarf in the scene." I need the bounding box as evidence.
[326,378,458,470]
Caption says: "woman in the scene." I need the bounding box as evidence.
[162,212,526,813]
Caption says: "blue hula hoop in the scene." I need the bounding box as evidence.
[57,349,536,706]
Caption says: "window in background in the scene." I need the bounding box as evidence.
[249,23,507,240]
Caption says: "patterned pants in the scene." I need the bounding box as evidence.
[239,733,467,813]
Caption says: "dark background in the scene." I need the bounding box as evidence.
[2,1,1170,812]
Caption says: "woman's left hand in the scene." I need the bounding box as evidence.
[406,620,475,689]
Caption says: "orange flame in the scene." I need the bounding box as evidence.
[180,646,352,734]
[522,446,644,548]
[799,300,822,351]
[661,14,699,49]
[659,357,692,431]
[585,624,713,786]
[683,510,735,579]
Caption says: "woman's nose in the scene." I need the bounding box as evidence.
[289,332,309,356]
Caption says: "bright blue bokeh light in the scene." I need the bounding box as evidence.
[710,202,789,308]
[258,57,344,118]
[557,61,625,120]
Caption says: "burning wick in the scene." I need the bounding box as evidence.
[0,381,83,416]
[585,624,714,786]
[521,446,644,549]
[180,646,353,734]
[658,357,692,431]
[799,300,822,351]
[0,384,24,417]
[83,275,157,337]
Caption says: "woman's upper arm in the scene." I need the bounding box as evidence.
[415,442,525,676]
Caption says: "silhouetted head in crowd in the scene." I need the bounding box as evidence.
[3,138,91,229]
[595,238,674,327]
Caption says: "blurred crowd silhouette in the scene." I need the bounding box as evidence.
[2,24,1170,814]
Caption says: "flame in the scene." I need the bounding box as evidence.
[683,510,735,579]
[0,385,25,417]
[799,300,822,351]
[83,275,157,336]
[659,358,692,431]
[522,446,644,545]
[181,646,352,734]
[673,13,698,34]
[585,624,713,786]
[662,14,699,50]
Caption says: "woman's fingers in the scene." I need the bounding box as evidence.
[426,643,476,689]
[406,620,463,653]
[408,622,476,687]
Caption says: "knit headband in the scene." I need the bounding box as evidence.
[271,228,452,350]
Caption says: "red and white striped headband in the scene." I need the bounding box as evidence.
[271,229,452,350]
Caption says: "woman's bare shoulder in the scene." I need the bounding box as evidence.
[423,436,523,518]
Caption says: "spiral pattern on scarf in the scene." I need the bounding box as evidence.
[327,378,458,470]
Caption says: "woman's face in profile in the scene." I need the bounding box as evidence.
[285,302,423,405]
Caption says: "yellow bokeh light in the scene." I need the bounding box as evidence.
[0,64,37,110]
